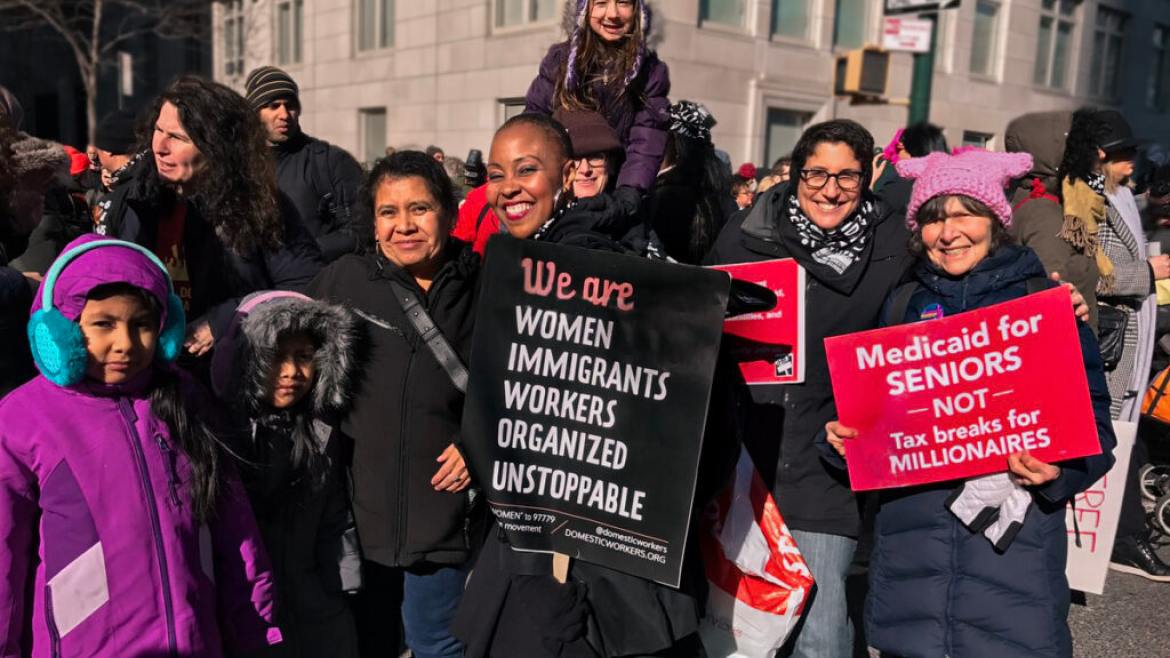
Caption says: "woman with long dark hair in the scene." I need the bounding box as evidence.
[98,76,324,362]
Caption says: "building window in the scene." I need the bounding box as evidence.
[1150,26,1170,109]
[359,0,394,51]
[765,109,808,170]
[1033,0,1075,90]
[701,0,746,27]
[495,0,557,28]
[361,109,387,166]
[970,1,999,77]
[834,0,870,49]
[276,0,303,65]
[962,131,993,149]
[223,0,245,77]
[500,99,527,124]
[1089,7,1128,99]
[773,0,809,40]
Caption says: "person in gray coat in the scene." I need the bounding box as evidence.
[1093,110,1170,581]
[212,290,365,657]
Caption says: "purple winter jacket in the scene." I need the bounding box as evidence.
[526,42,671,193]
[0,369,282,657]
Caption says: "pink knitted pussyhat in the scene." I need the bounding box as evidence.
[896,149,1033,230]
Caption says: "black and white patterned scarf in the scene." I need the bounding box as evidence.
[786,193,876,275]
[1087,171,1106,197]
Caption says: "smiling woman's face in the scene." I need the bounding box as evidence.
[796,141,863,231]
[486,123,575,239]
[374,175,449,289]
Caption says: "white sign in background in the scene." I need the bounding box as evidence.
[882,17,933,54]
[1065,420,1136,595]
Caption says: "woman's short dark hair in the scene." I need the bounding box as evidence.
[362,150,457,251]
[1059,107,1110,185]
[901,122,949,158]
[907,194,1015,258]
[496,113,574,165]
[790,120,875,191]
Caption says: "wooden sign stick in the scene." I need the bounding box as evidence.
[553,552,571,584]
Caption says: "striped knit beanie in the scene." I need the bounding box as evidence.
[245,66,299,110]
[565,0,651,93]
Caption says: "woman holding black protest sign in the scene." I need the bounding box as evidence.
[824,149,1116,658]
[452,113,726,658]
[308,151,480,658]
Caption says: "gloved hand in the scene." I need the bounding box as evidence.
[571,185,644,233]
[946,472,1032,551]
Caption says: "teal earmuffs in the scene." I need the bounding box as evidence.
[27,239,187,386]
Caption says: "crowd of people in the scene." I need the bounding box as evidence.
[0,1,1166,657]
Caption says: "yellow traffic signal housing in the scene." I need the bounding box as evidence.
[834,47,890,98]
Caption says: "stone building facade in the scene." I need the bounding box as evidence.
[213,0,1170,167]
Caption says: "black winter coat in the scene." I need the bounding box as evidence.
[705,183,914,538]
[307,244,481,568]
[274,133,364,262]
[453,217,740,658]
[231,419,361,658]
[98,177,325,340]
[860,246,1116,658]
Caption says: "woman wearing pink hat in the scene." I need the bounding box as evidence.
[824,149,1117,658]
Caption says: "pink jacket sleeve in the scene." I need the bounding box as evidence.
[0,428,37,658]
[210,458,283,651]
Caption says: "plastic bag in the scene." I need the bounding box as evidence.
[698,450,814,658]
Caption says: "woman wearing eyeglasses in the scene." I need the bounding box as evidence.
[705,119,914,658]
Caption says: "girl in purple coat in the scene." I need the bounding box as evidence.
[527,0,671,218]
[0,235,281,658]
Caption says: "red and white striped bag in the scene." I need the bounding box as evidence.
[698,450,814,658]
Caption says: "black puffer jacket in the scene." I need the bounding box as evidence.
[307,243,481,568]
[274,133,364,262]
[861,246,1116,658]
[705,182,914,538]
[98,171,325,339]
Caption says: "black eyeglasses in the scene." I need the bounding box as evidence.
[800,168,863,191]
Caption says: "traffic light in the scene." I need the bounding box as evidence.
[834,47,890,98]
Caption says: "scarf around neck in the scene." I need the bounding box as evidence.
[780,192,876,291]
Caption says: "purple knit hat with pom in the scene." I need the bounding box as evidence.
[565,0,651,93]
[896,149,1033,231]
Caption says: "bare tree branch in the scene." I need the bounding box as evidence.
[0,0,215,142]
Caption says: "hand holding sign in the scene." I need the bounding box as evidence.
[825,287,1101,491]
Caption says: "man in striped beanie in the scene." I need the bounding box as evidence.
[244,66,364,263]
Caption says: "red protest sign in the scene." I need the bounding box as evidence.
[825,287,1102,491]
[710,259,806,384]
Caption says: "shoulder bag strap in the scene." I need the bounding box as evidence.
[388,281,469,393]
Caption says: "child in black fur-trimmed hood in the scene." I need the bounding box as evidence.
[211,290,365,658]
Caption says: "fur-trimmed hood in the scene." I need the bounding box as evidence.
[211,291,364,416]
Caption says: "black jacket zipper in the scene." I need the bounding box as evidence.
[45,586,61,658]
[119,399,179,658]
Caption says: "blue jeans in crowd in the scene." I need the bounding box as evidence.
[401,564,468,658]
[783,530,858,658]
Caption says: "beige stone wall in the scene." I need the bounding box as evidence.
[214,0,1170,167]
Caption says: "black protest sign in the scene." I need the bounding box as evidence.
[461,235,730,587]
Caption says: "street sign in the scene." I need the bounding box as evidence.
[883,17,933,53]
[885,0,960,15]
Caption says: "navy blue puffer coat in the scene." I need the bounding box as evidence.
[864,245,1116,658]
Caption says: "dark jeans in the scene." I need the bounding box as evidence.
[402,564,468,658]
